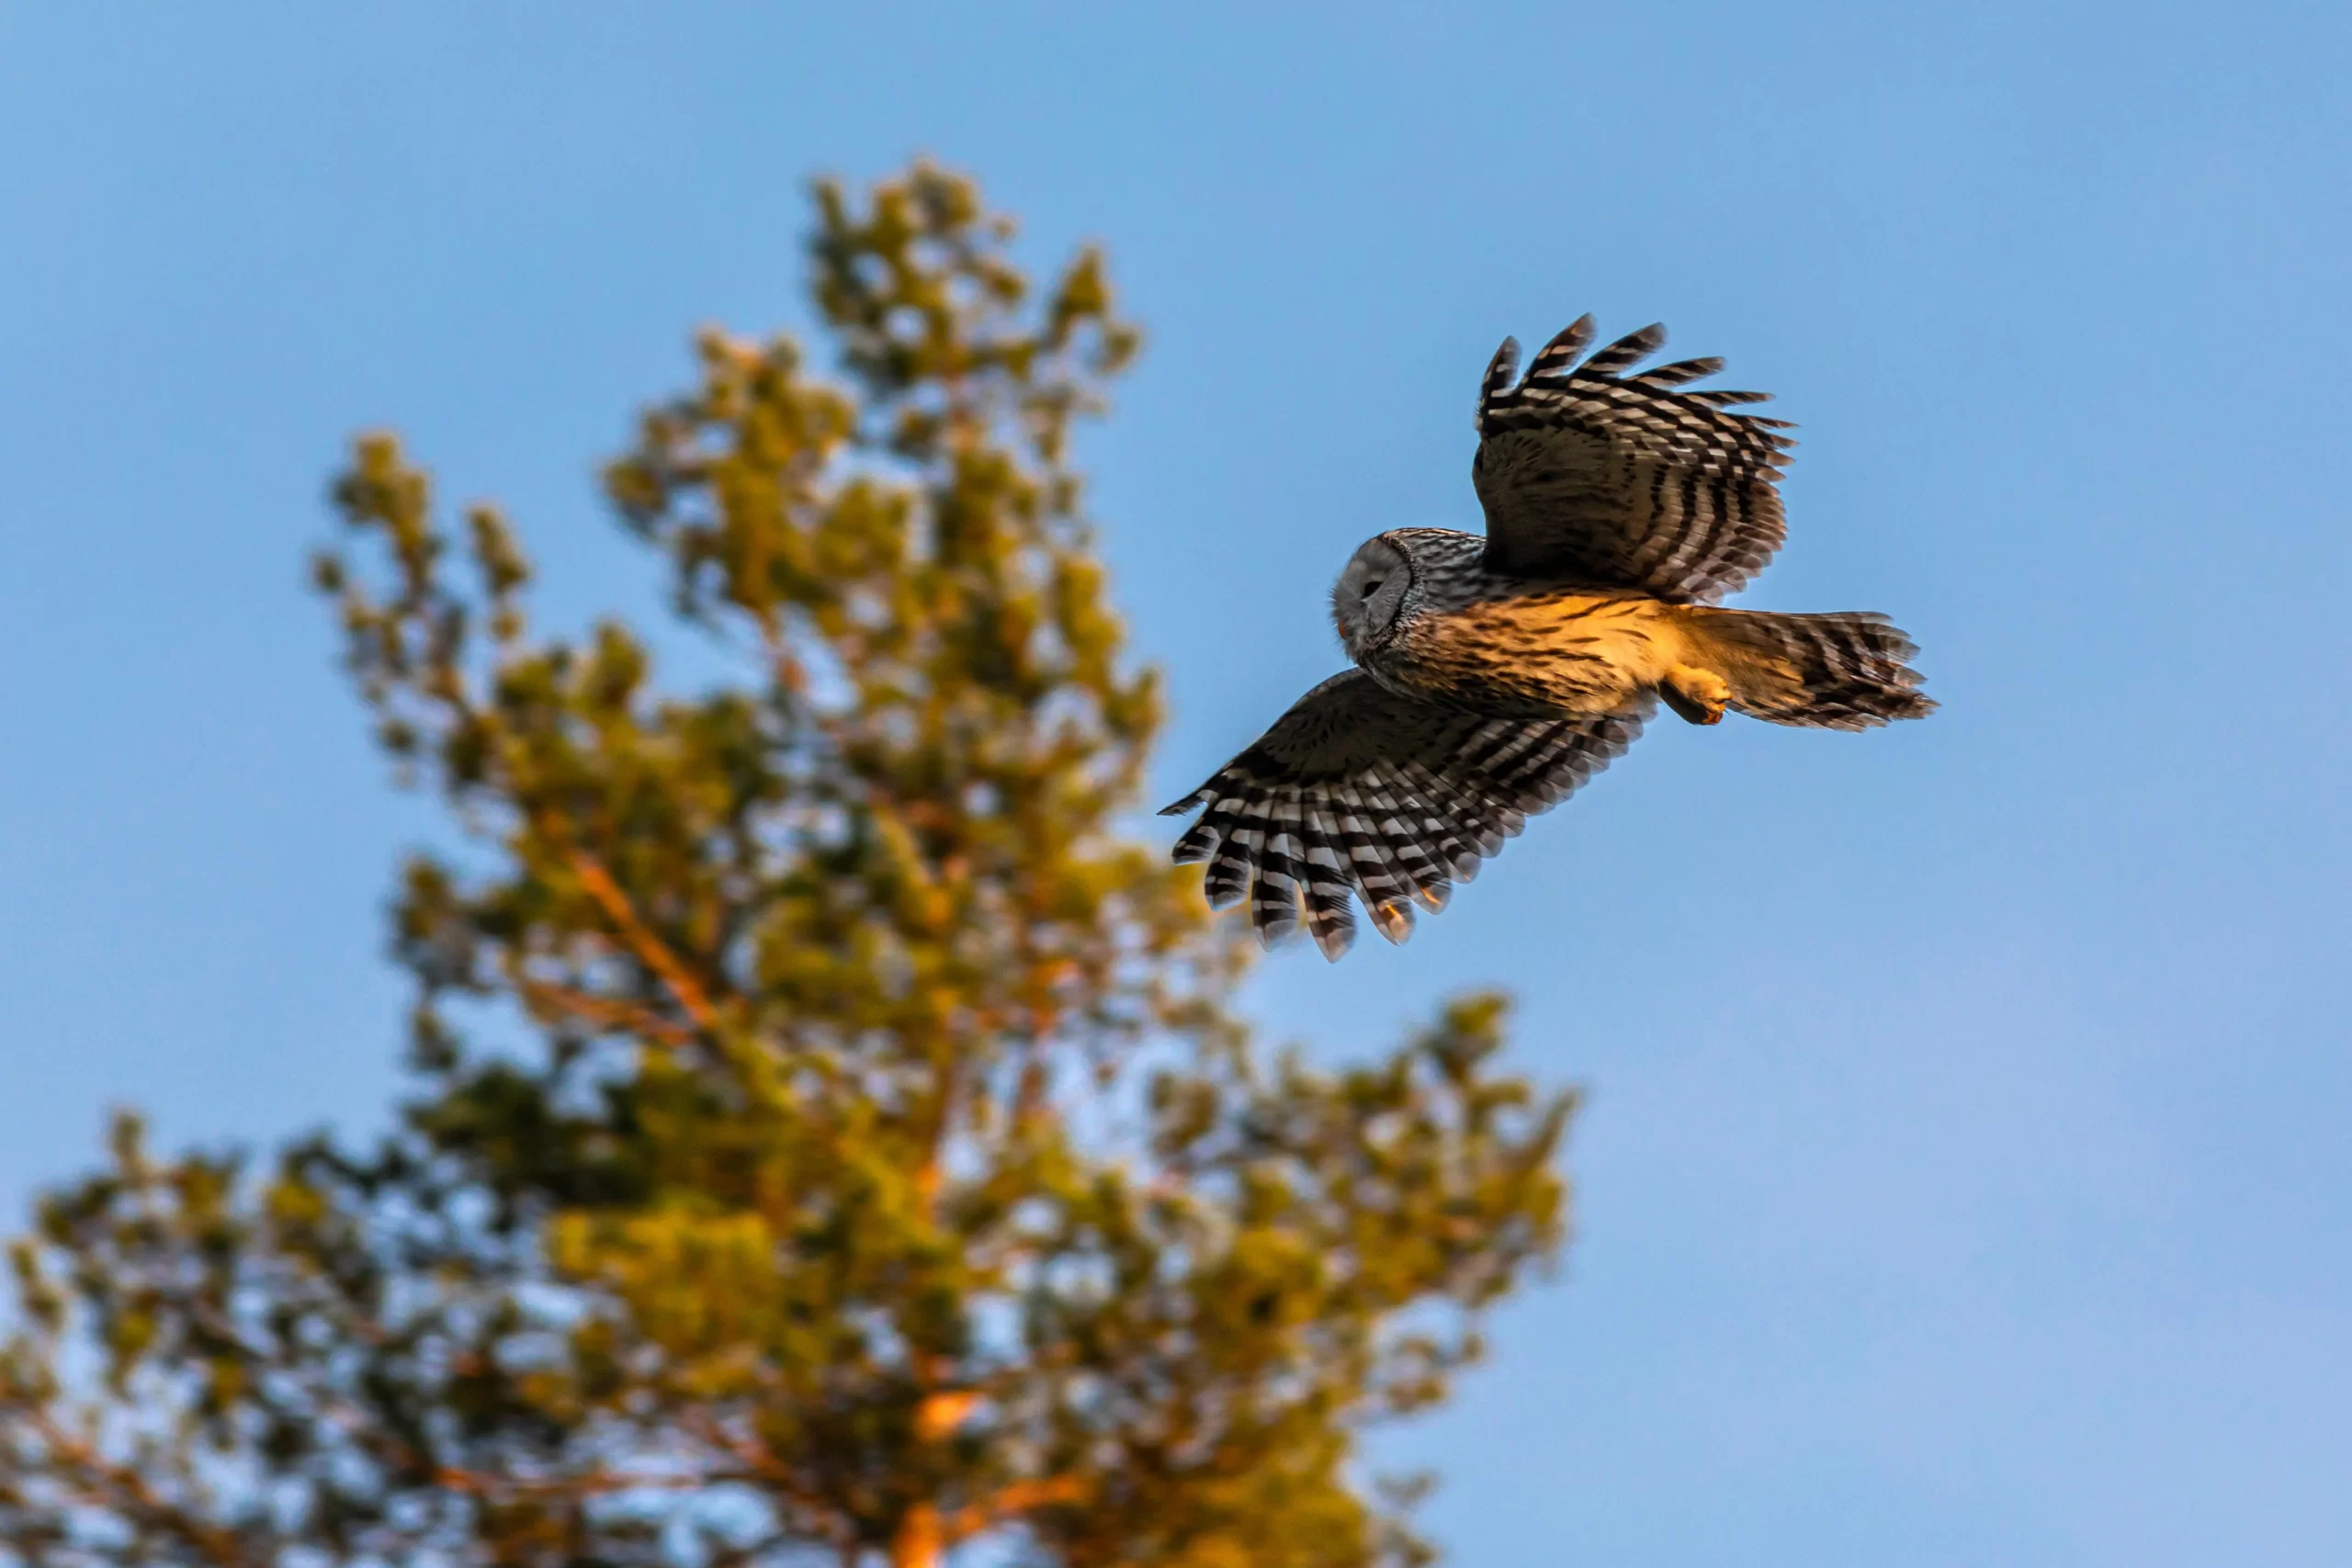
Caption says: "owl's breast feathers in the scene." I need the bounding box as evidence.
[1372,588,1687,716]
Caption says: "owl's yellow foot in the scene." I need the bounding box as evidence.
[1662,665,1731,726]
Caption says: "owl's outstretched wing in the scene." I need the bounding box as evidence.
[1473,317,1797,603]
[1159,671,1648,960]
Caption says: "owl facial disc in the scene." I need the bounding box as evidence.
[1332,536,1411,659]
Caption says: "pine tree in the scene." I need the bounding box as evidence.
[1,164,1574,1568]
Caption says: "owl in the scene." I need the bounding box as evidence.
[1162,314,1934,959]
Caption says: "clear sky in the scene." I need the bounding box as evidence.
[2,6,2346,1564]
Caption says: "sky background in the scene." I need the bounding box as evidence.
[1,6,2347,1564]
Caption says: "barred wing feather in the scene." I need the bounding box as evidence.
[1159,671,1647,959]
[1474,317,1797,603]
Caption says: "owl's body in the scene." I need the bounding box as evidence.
[1164,315,1934,959]
[1358,534,1688,716]
[1353,525,1927,730]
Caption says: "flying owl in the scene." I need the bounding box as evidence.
[1161,314,1934,959]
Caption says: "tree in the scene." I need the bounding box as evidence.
[0,163,1573,1568]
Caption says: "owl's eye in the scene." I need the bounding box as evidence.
[1361,578,1385,597]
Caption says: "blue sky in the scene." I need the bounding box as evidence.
[1,6,2346,1564]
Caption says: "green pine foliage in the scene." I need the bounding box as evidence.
[0,164,1575,1568]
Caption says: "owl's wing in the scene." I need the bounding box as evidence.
[1159,671,1648,960]
[1472,317,1797,603]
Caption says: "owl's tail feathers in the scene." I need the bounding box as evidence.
[1686,608,1936,730]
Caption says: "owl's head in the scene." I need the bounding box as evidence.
[1331,535,1412,660]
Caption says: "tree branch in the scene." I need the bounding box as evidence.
[6,1402,254,1568]
[913,1390,982,1443]
[526,814,721,1033]
[940,1474,1090,1545]
[565,847,718,1030]
[512,971,698,1050]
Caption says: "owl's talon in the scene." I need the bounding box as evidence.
[1662,666,1730,726]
